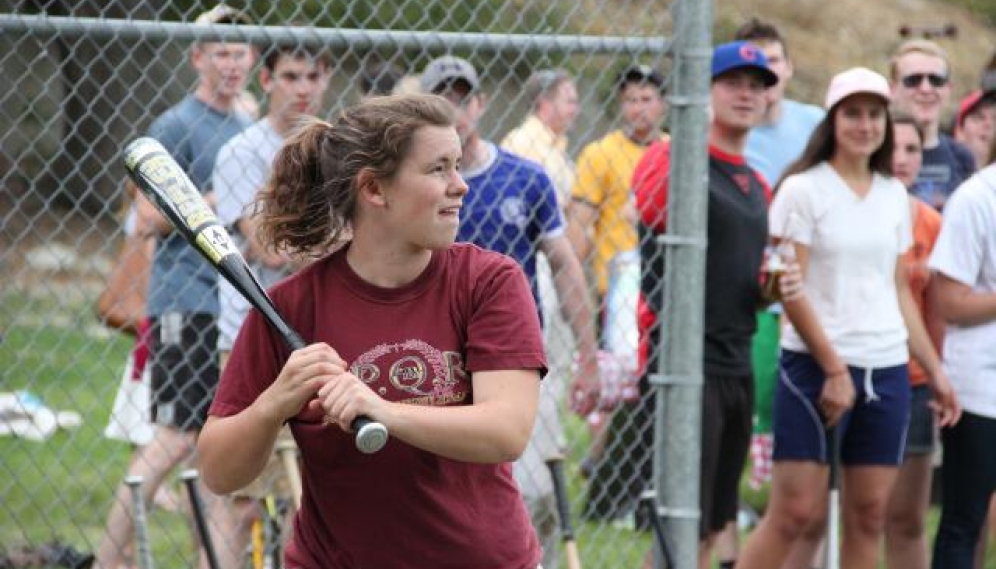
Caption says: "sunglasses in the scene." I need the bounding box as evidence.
[900,73,948,89]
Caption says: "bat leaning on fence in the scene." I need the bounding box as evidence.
[124,475,155,569]
[180,469,220,569]
[122,136,389,455]
[639,490,675,569]
[546,455,583,569]
[826,426,841,569]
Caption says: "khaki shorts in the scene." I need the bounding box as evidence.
[219,351,299,500]
[234,426,298,499]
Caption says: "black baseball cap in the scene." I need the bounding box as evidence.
[617,64,665,92]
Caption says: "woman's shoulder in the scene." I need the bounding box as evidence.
[444,243,521,275]
[913,198,942,225]
[774,165,823,204]
[780,163,826,189]
[440,244,531,308]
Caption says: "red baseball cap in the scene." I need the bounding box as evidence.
[956,89,996,128]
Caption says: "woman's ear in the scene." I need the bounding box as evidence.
[357,169,388,208]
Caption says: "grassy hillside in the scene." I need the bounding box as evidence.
[713,0,995,119]
[571,0,994,124]
[942,0,996,25]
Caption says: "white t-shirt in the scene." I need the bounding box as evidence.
[212,118,287,351]
[928,165,996,418]
[771,162,912,368]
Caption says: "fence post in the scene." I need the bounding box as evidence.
[653,0,712,566]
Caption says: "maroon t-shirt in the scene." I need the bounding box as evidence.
[211,243,545,569]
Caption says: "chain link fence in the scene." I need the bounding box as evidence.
[0,1,715,567]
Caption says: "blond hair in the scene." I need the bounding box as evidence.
[889,39,950,81]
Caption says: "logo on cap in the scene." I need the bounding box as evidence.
[740,44,760,62]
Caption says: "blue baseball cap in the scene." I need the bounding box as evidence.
[711,41,778,87]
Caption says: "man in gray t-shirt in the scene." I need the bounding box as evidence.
[95,6,257,569]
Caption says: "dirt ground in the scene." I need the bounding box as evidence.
[3,193,122,305]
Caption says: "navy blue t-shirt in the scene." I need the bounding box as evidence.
[911,134,976,210]
[457,143,565,306]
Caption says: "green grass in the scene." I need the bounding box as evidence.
[0,290,196,566]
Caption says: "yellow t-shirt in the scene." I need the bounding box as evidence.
[572,129,660,294]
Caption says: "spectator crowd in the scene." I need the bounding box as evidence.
[91,5,996,568]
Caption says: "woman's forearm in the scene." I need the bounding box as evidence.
[381,371,539,463]
[900,283,943,378]
[783,296,847,375]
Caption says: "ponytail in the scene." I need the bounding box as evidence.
[256,120,353,256]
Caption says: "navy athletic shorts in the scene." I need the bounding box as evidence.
[772,350,910,466]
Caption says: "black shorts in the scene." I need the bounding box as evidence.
[149,312,219,431]
[700,373,753,537]
[905,384,935,456]
[582,372,752,540]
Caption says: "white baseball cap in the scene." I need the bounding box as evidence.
[824,67,891,110]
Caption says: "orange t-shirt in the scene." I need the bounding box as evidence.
[903,198,943,386]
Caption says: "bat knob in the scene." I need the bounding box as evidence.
[124,474,145,488]
[353,417,389,454]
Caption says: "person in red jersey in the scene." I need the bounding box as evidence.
[633,40,777,569]
[197,93,545,569]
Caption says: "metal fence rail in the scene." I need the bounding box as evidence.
[0,1,710,567]
[0,14,671,54]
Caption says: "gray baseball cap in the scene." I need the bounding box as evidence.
[420,56,481,94]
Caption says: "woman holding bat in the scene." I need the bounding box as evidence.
[198,93,545,569]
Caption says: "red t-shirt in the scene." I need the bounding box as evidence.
[211,243,545,569]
